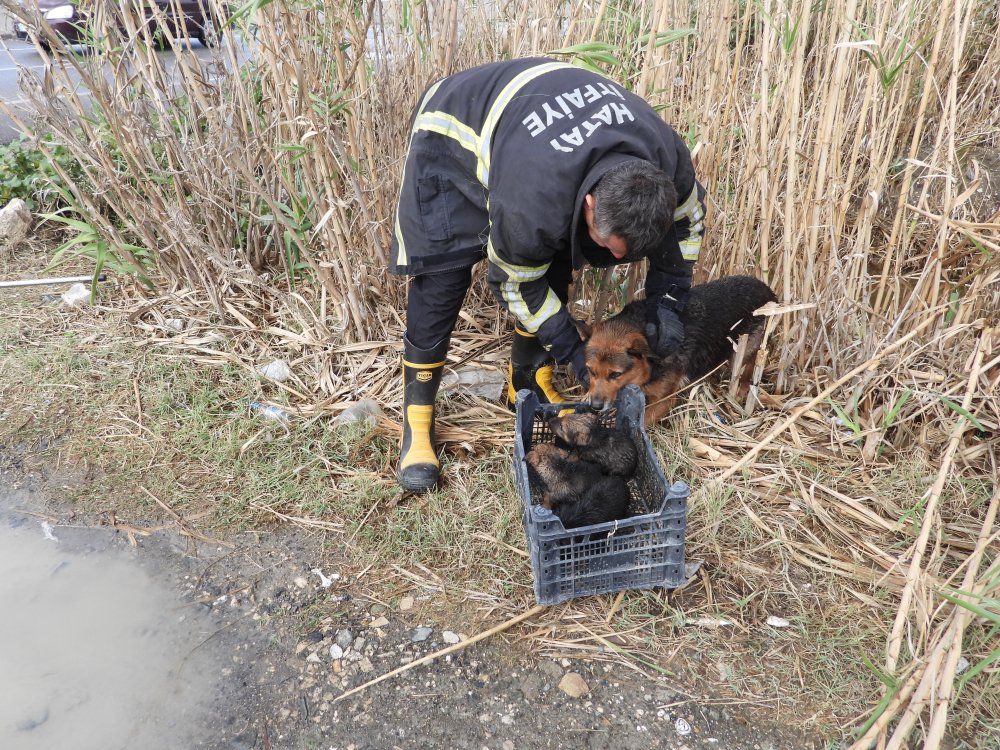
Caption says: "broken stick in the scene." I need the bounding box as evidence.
[333,604,546,703]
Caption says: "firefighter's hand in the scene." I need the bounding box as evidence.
[569,343,590,390]
[644,302,684,358]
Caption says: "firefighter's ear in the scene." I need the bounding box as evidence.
[572,318,592,341]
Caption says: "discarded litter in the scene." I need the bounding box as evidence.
[955,656,970,675]
[164,319,185,334]
[674,717,692,736]
[766,615,791,628]
[256,359,290,382]
[40,521,59,542]
[311,568,339,588]
[248,401,290,423]
[442,366,507,400]
[686,617,733,628]
[60,283,91,307]
[335,399,383,425]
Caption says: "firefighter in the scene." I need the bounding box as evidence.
[390,58,706,492]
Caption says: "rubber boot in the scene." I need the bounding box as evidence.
[507,325,569,405]
[396,335,448,493]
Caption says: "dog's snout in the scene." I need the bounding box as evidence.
[590,398,611,412]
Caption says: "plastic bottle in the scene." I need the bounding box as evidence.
[248,401,289,423]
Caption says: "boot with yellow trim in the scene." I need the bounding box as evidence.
[396,335,448,493]
[506,325,571,406]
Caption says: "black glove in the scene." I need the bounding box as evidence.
[645,268,692,310]
[568,343,589,390]
[547,320,590,390]
[644,298,685,358]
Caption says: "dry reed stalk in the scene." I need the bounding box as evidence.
[923,484,1000,747]
[875,326,993,749]
[712,312,940,483]
[884,326,990,673]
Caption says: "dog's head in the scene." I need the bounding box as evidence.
[575,317,660,412]
[548,412,601,447]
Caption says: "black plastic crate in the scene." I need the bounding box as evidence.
[513,384,690,606]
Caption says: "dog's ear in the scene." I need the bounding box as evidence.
[624,332,651,360]
[546,415,563,436]
[573,318,592,341]
[626,346,646,360]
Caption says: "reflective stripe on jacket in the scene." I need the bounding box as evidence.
[390,58,705,362]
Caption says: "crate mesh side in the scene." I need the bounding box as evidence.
[537,496,687,601]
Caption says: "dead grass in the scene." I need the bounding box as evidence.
[3,246,996,744]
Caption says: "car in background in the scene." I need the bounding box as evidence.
[14,0,227,50]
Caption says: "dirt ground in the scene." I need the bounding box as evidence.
[0,450,826,750]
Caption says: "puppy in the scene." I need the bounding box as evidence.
[524,442,631,529]
[551,476,630,530]
[525,443,601,508]
[576,275,777,424]
[547,412,638,479]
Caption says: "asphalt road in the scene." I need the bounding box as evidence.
[1,35,242,144]
[0,38,50,143]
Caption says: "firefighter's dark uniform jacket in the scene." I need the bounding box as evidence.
[390,58,705,366]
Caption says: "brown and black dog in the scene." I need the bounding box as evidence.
[576,275,777,424]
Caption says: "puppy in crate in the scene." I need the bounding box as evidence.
[524,412,638,530]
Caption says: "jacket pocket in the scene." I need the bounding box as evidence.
[417,175,454,242]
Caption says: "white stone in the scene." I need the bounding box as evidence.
[0,198,32,246]
[766,615,791,628]
[329,644,344,660]
[442,631,460,645]
[410,627,433,643]
[60,283,91,307]
[399,595,415,611]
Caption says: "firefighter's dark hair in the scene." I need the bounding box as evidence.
[591,161,677,261]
